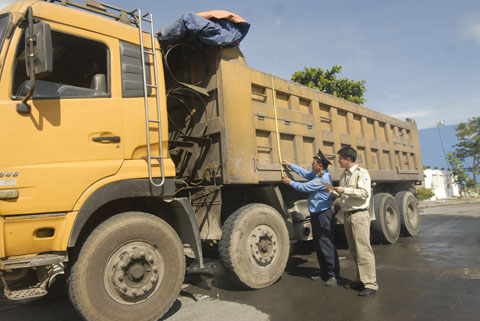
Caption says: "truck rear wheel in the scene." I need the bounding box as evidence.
[370,193,401,244]
[395,191,419,236]
[219,204,290,289]
[68,212,184,321]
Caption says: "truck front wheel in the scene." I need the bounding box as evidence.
[68,212,184,321]
[219,204,290,289]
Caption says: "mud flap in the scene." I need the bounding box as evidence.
[166,197,204,268]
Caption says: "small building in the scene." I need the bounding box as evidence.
[423,168,459,199]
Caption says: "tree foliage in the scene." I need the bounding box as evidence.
[447,152,475,196]
[416,188,435,200]
[291,66,366,104]
[453,117,480,192]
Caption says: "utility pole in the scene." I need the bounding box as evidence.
[437,121,448,169]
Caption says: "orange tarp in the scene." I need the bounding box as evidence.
[196,10,247,24]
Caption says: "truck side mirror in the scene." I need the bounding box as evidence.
[17,7,53,114]
[25,22,52,78]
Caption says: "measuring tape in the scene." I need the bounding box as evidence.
[271,75,285,178]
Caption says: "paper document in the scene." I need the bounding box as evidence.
[322,182,333,189]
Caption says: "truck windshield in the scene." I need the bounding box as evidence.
[0,13,11,54]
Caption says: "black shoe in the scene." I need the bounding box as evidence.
[358,288,377,297]
[335,277,347,286]
[344,281,364,290]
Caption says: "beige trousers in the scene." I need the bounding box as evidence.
[344,210,378,290]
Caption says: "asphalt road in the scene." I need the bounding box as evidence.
[1,199,479,321]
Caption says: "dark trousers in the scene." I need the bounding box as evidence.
[311,209,340,279]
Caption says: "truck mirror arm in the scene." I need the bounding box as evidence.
[16,7,35,115]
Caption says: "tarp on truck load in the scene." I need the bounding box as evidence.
[157,10,250,47]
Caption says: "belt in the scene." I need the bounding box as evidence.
[344,208,369,216]
[311,208,331,215]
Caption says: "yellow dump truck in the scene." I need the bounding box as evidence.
[0,1,423,320]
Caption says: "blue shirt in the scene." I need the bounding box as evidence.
[289,164,332,213]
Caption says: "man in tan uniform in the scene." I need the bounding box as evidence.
[327,146,378,296]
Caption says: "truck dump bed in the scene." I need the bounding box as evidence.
[165,46,423,186]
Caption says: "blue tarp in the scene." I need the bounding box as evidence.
[157,13,250,47]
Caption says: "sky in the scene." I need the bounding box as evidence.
[418,124,458,169]
[2,0,479,129]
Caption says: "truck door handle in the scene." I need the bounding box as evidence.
[92,136,121,143]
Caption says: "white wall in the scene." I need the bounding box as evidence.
[423,169,459,199]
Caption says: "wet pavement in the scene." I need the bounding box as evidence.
[1,199,480,321]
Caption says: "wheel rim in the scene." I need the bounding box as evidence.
[385,206,398,233]
[247,224,278,267]
[104,241,165,305]
[407,203,418,228]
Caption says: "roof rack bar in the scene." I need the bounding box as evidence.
[46,0,136,25]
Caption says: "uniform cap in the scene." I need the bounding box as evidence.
[313,149,332,168]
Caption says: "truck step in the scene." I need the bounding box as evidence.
[0,253,66,270]
[3,287,48,301]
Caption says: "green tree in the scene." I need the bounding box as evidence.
[447,152,474,196]
[454,117,480,193]
[291,66,366,104]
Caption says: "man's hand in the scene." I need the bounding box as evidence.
[326,186,344,194]
[333,186,345,194]
[281,160,291,167]
[281,177,291,185]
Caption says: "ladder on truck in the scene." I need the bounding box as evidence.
[134,10,165,187]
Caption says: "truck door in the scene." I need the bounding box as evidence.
[0,23,123,215]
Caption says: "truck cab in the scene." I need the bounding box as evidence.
[0,1,201,320]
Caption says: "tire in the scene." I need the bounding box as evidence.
[370,193,401,244]
[219,204,290,289]
[395,191,419,236]
[68,212,185,321]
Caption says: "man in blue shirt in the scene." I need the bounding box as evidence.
[281,150,340,286]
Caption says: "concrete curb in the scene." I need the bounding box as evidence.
[418,198,480,209]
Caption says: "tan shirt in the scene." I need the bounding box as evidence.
[335,164,374,219]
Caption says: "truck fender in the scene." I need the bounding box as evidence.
[68,179,203,267]
[68,178,175,248]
